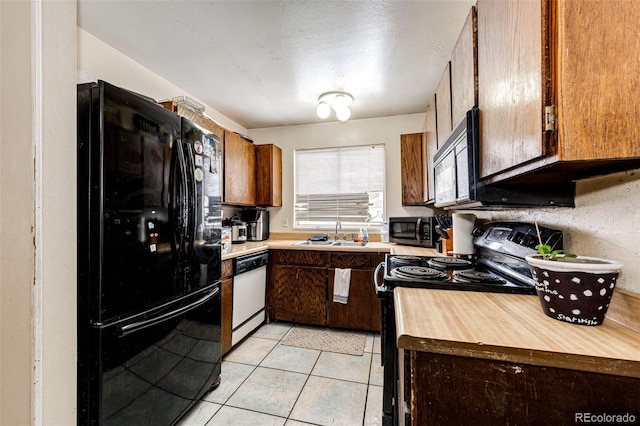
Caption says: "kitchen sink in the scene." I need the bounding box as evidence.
[331,241,370,247]
[293,240,335,246]
[292,240,370,247]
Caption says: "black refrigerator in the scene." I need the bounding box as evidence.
[77,80,223,425]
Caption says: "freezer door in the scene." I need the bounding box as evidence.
[78,284,222,426]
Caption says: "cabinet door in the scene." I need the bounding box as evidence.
[477,0,547,178]
[224,130,256,205]
[255,144,282,207]
[327,268,381,331]
[450,6,477,128]
[400,133,424,206]
[555,0,640,162]
[435,62,452,147]
[270,265,326,325]
[423,98,438,204]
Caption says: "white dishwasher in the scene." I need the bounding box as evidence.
[232,251,268,345]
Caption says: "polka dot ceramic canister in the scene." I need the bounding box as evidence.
[525,255,624,326]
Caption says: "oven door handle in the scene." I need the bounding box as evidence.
[374,261,386,295]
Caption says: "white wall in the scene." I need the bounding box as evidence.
[1,1,77,424]
[249,115,435,234]
[480,170,640,293]
[77,28,247,135]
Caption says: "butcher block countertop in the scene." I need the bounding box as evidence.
[395,287,640,378]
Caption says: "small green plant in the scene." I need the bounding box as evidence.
[534,221,577,261]
[535,243,576,261]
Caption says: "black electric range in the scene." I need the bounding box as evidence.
[375,221,564,426]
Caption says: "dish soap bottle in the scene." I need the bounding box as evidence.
[357,228,365,243]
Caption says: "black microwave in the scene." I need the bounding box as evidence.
[433,107,574,209]
[388,217,436,247]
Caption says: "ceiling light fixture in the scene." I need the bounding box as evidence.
[316,91,354,122]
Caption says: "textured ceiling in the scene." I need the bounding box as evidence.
[78,0,475,129]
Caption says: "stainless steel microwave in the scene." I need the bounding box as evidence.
[388,217,436,247]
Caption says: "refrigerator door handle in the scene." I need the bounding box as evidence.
[118,286,220,337]
[183,143,197,257]
[176,139,189,255]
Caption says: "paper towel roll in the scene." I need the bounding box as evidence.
[452,213,476,255]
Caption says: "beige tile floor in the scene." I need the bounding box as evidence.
[178,322,383,426]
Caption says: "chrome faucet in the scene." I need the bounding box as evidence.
[334,221,342,240]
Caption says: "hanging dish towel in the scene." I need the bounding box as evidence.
[333,268,351,304]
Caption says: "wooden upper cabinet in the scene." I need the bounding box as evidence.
[255,144,282,207]
[554,0,640,163]
[400,133,424,206]
[477,0,640,183]
[477,0,546,179]
[223,130,256,206]
[423,98,438,204]
[435,62,453,147]
[450,6,478,128]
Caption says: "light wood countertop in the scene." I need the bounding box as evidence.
[395,287,640,378]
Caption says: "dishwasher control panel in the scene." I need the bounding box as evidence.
[234,251,269,275]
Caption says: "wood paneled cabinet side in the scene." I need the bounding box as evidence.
[161,102,225,141]
[423,99,438,204]
[255,144,282,207]
[223,130,256,206]
[450,6,478,128]
[409,351,640,425]
[400,133,424,206]
[435,62,453,147]
[220,259,234,356]
[477,0,640,183]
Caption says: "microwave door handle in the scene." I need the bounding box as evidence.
[415,218,422,243]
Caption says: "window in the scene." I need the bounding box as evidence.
[294,145,385,229]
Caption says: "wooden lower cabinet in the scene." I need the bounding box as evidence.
[327,267,382,331]
[268,249,383,331]
[270,264,327,325]
[408,351,640,425]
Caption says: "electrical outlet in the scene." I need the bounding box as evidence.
[282,218,289,227]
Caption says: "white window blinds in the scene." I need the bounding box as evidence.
[294,145,385,228]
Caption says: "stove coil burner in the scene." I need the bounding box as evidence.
[428,257,474,271]
[454,270,507,285]
[390,255,425,266]
[390,266,448,281]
